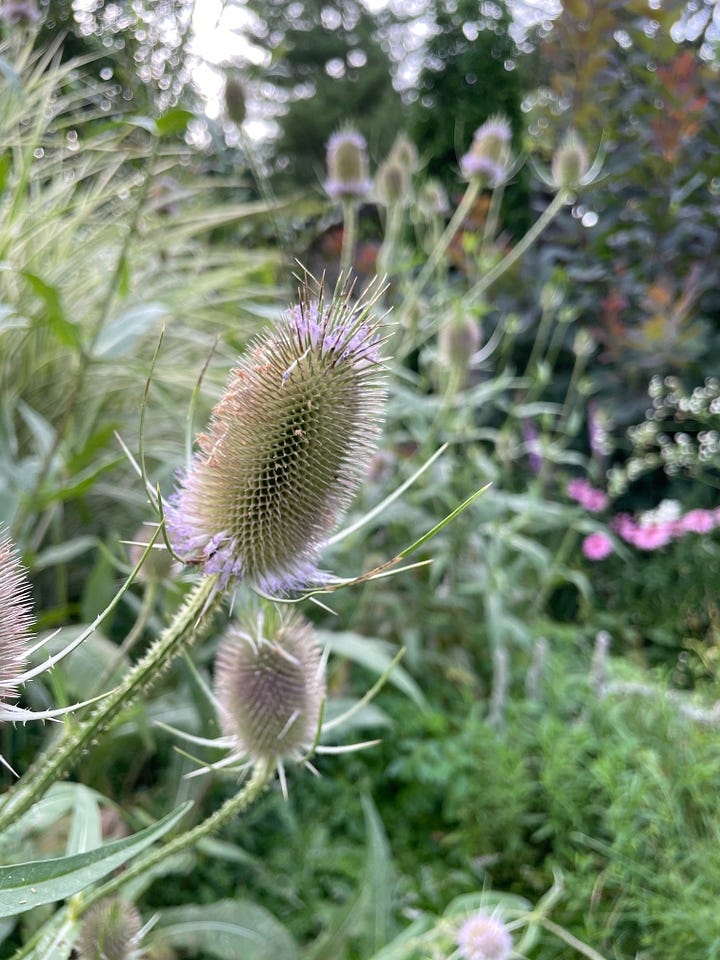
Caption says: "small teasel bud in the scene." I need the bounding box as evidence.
[1,0,40,25]
[0,531,34,704]
[224,75,247,126]
[325,127,372,202]
[438,311,480,386]
[551,131,589,190]
[165,277,387,594]
[214,605,325,765]
[76,898,143,960]
[457,911,513,960]
[388,132,418,173]
[460,115,512,186]
[417,178,449,218]
[375,159,410,208]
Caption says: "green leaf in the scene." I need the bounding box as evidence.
[22,273,81,350]
[0,802,191,917]
[156,109,194,136]
[318,632,426,709]
[152,899,299,960]
[65,785,102,856]
[92,302,169,358]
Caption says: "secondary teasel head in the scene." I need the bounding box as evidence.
[76,898,143,960]
[325,128,373,202]
[0,531,33,705]
[166,276,388,594]
[214,605,325,768]
[460,115,512,187]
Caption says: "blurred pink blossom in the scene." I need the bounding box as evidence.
[567,478,609,512]
[630,523,674,551]
[582,532,613,561]
[677,509,715,534]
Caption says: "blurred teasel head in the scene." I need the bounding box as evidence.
[388,132,418,173]
[76,898,143,960]
[165,276,388,595]
[324,128,372,202]
[551,131,590,191]
[456,910,513,960]
[224,75,247,126]
[1,0,40,25]
[460,115,512,187]
[0,531,33,705]
[376,159,410,208]
[214,605,325,768]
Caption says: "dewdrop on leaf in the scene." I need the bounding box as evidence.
[165,277,388,595]
[325,128,373,202]
[214,605,325,766]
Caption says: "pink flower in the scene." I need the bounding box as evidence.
[678,509,715,535]
[567,478,608,512]
[612,513,638,543]
[582,532,613,561]
[631,523,674,551]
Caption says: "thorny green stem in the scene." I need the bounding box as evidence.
[0,575,221,832]
[79,759,273,911]
[465,189,569,308]
[90,580,158,697]
[340,198,358,280]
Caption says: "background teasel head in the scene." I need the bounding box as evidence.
[214,605,325,769]
[165,276,388,595]
[324,128,373,202]
[0,531,34,705]
[460,115,513,186]
[75,898,143,960]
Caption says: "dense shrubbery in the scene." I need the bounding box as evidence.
[1,4,719,959]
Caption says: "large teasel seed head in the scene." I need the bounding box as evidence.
[76,898,143,960]
[166,277,388,594]
[214,605,325,764]
[0,531,33,703]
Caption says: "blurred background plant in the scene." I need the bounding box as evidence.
[2,0,720,958]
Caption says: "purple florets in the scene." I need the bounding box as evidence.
[324,128,372,202]
[166,279,387,595]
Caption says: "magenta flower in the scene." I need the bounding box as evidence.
[677,509,715,535]
[631,523,674,551]
[582,531,613,561]
[567,478,608,513]
[166,279,387,594]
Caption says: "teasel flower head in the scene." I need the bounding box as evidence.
[76,898,143,960]
[456,910,513,960]
[0,531,33,705]
[438,311,481,387]
[388,132,418,173]
[460,115,512,186]
[376,159,410,208]
[551,131,590,191]
[215,605,325,771]
[1,0,40,25]
[325,128,373,202]
[165,276,388,595]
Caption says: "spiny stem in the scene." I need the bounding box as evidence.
[80,759,273,910]
[466,189,569,308]
[0,575,222,832]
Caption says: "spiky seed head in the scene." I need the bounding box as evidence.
[166,278,387,594]
[76,899,143,960]
[551,131,589,190]
[325,128,372,202]
[214,606,325,764]
[224,76,247,126]
[0,531,33,703]
[388,133,418,173]
[376,160,410,208]
[457,911,513,960]
[460,115,512,186]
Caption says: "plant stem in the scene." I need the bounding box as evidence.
[465,189,569,308]
[78,759,273,913]
[340,199,358,279]
[0,575,222,832]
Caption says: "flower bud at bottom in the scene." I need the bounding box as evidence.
[76,899,143,960]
